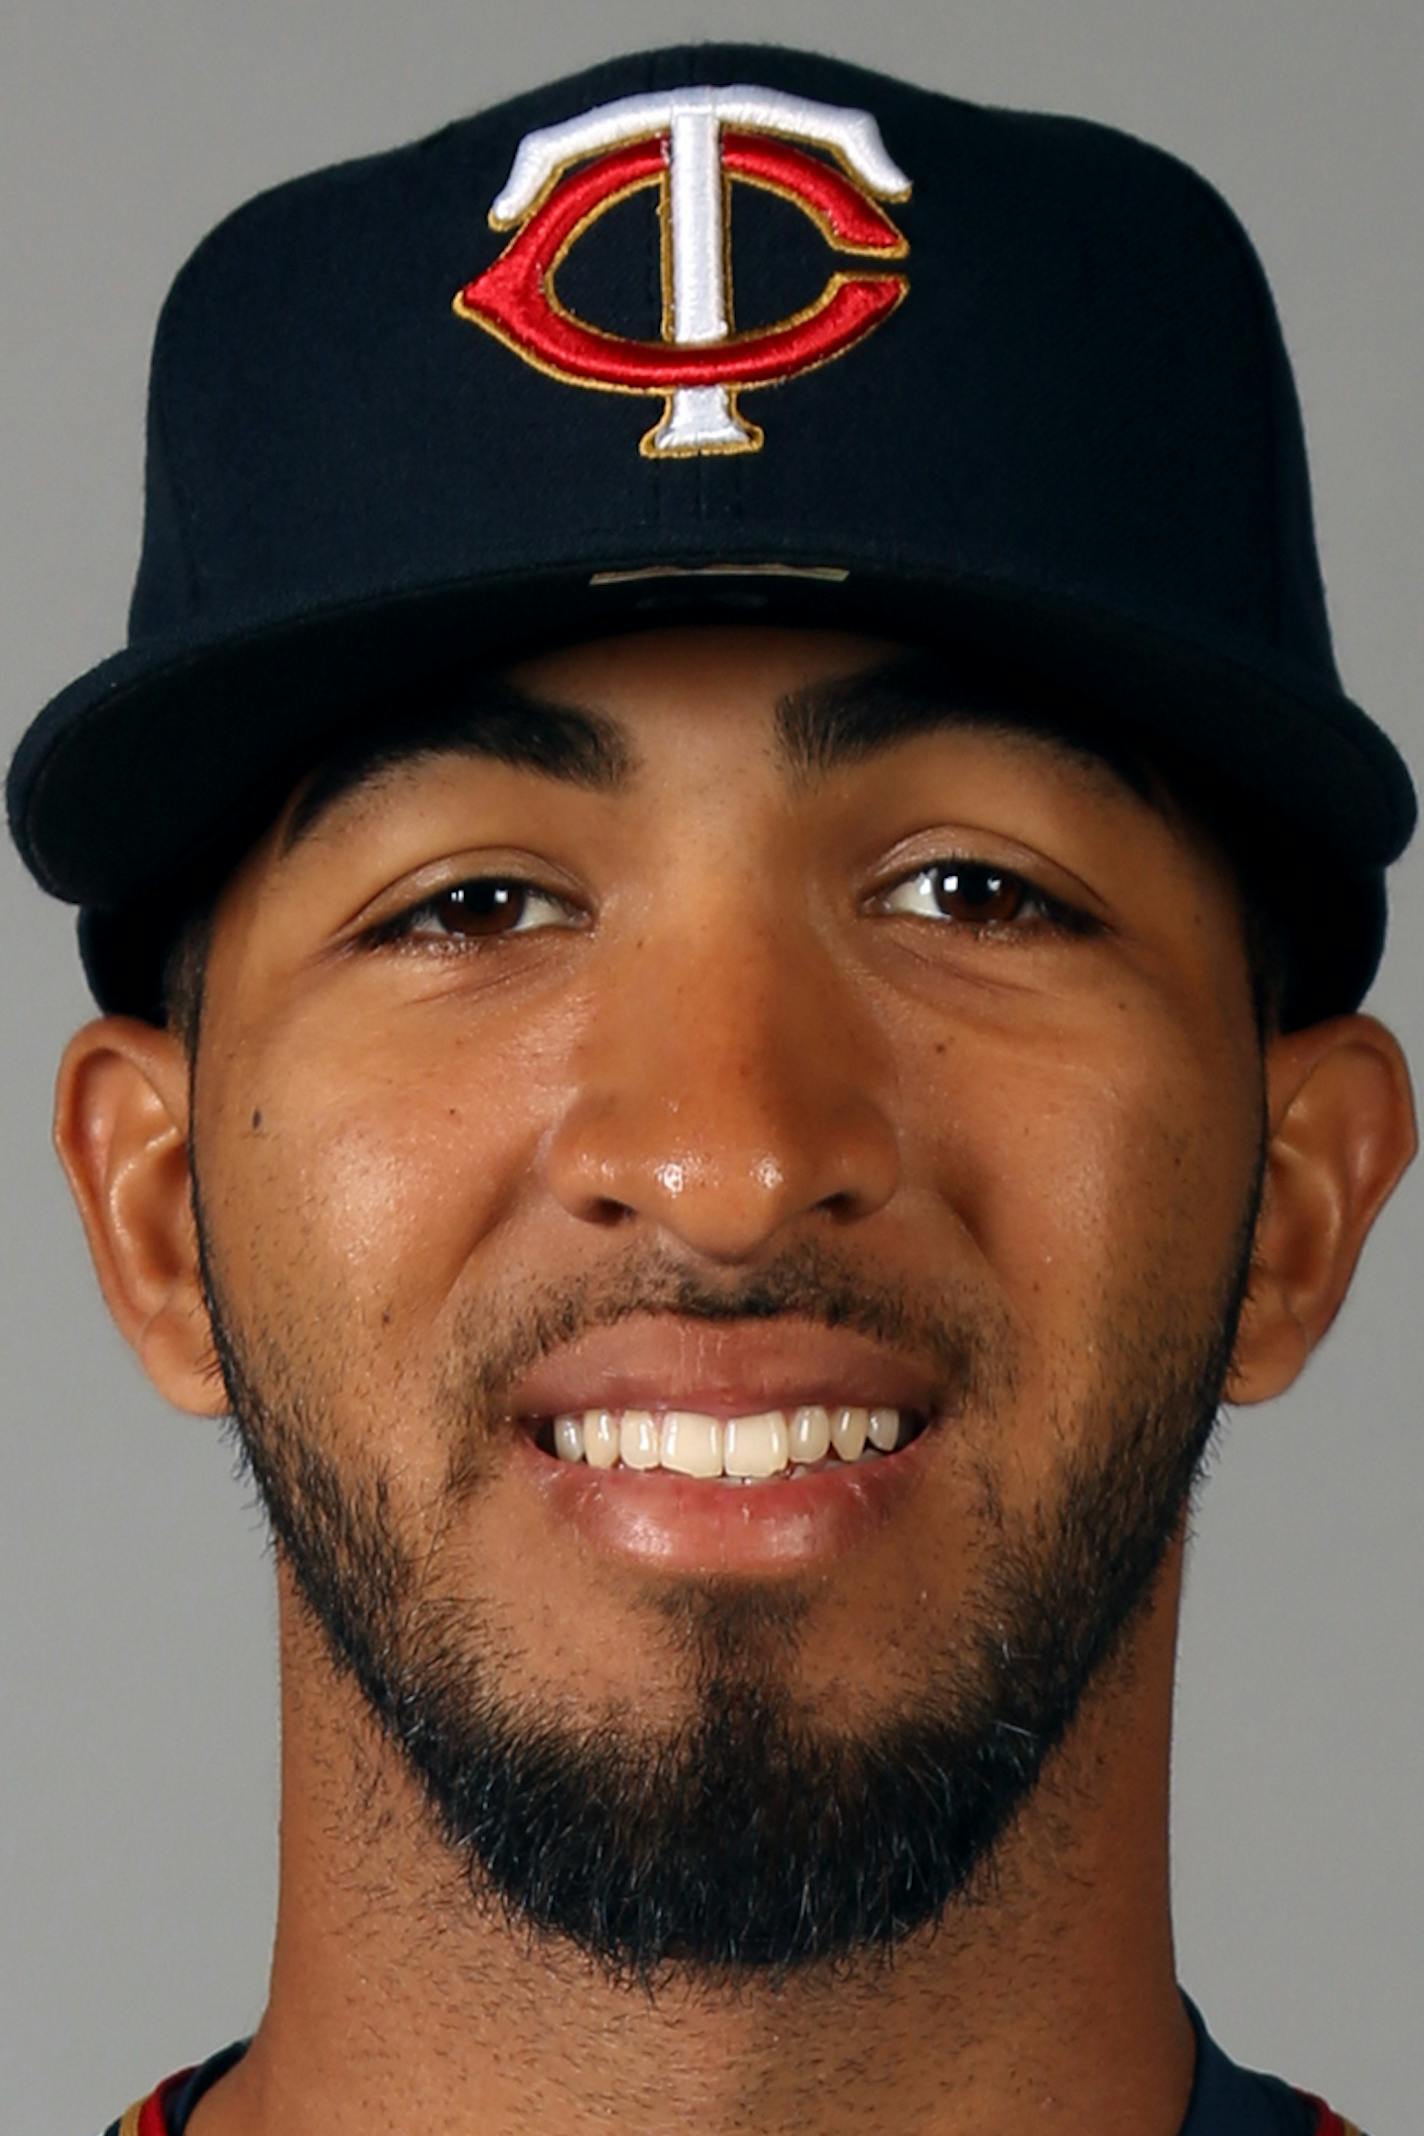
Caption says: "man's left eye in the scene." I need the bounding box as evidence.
[876,860,1092,938]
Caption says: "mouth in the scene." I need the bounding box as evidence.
[511,1402,945,1574]
[523,1402,935,1479]
[501,1317,953,1573]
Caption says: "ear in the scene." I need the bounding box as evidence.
[52,1016,227,1417]
[1227,1013,1418,1404]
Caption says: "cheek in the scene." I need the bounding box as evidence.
[200,1010,542,1370]
[906,1007,1258,1406]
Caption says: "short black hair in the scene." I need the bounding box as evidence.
[162,894,217,1061]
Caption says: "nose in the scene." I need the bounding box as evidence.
[538,904,902,1263]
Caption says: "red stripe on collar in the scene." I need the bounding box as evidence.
[1296,2092,1363,2136]
[119,2064,200,2136]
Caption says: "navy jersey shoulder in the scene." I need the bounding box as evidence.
[1180,1997,1365,2133]
[100,2039,250,2136]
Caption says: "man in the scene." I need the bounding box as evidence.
[7,40,1417,2136]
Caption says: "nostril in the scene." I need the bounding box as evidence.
[566,1193,635,1231]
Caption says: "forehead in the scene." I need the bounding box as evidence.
[268,626,1174,864]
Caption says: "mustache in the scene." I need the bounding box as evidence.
[437,1234,1022,1436]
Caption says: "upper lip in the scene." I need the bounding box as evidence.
[504,1316,944,1424]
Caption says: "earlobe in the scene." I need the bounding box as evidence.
[1226,1014,1418,1405]
[52,1017,227,1417]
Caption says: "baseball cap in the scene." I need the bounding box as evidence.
[6,42,1416,1026]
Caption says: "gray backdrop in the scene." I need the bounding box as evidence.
[3,3,1420,2130]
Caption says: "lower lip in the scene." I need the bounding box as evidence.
[511,1420,942,1574]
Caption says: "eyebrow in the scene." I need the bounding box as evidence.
[776,661,1157,807]
[276,655,1159,861]
[278,679,634,856]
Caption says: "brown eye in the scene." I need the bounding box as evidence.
[881,860,1034,926]
[876,858,1092,941]
[368,876,578,950]
[925,863,1026,925]
[425,881,529,936]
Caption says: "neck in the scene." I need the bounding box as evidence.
[190,1547,1196,2136]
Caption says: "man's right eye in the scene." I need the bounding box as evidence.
[364,877,581,950]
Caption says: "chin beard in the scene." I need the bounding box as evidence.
[194,1148,1261,1997]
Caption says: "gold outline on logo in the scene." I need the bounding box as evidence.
[452,124,910,458]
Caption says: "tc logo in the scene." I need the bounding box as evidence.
[454,85,912,457]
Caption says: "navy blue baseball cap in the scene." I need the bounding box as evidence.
[6,42,1416,1026]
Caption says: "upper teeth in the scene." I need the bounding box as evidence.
[548,1404,909,1478]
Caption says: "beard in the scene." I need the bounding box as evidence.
[193,1128,1264,1999]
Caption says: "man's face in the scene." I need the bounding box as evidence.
[187,625,1266,1993]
